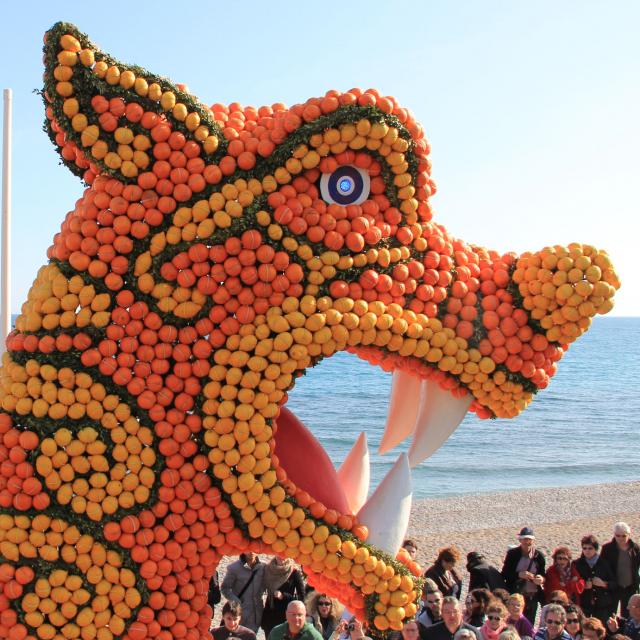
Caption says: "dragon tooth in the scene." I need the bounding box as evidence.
[378,370,422,454]
[336,432,370,514]
[407,379,472,468]
[356,453,412,556]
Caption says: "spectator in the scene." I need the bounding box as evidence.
[606,594,640,640]
[581,618,606,640]
[502,527,546,625]
[212,601,257,640]
[331,616,373,640]
[305,592,343,640]
[455,630,479,640]
[533,604,571,640]
[403,539,419,561]
[479,601,509,640]
[208,570,221,621]
[564,604,585,640]
[506,593,534,639]
[545,547,585,604]
[468,589,493,628]
[492,590,511,607]
[262,556,306,637]
[601,523,640,618]
[221,552,266,632]
[573,535,617,624]
[541,592,570,627]
[268,601,323,640]
[418,588,444,634]
[467,552,507,592]
[498,630,521,640]
[424,596,482,640]
[464,594,475,625]
[426,547,463,599]
[403,620,423,640]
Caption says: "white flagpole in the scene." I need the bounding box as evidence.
[1,89,12,352]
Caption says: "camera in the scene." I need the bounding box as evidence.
[348,623,356,632]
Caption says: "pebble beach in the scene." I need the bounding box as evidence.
[406,480,640,571]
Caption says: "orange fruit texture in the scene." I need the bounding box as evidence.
[0,20,620,640]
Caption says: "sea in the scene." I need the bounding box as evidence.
[9,315,640,500]
[285,316,640,499]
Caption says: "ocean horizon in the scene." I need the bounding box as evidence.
[9,314,640,500]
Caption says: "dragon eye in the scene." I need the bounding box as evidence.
[319,165,370,206]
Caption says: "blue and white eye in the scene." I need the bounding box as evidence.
[319,165,370,206]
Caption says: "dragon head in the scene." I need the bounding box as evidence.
[0,22,620,640]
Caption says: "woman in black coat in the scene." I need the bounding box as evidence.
[572,534,617,624]
[425,546,463,598]
[466,552,506,592]
[261,556,306,637]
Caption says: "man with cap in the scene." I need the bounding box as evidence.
[501,527,546,625]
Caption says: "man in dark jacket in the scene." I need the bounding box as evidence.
[601,522,640,618]
[423,596,481,640]
[466,552,506,592]
[606,594,640,640]
[501,527,546,625]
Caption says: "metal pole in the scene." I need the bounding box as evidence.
[1,89,12,352]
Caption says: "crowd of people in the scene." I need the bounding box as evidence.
[207,522,640,640]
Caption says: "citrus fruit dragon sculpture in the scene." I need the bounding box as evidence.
[0,22,620,640]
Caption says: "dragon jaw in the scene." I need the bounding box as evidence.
[0,21,621,640]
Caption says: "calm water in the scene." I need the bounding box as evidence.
[10,315,639,499]
[285,317,640,499]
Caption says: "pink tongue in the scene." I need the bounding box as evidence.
[274,407,350,514]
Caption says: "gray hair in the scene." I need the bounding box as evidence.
[454,630,475,640]
[443,596,461,610]
[499,629,521,640]
[287,600,306,612]
[614,521,631,535]
[546,604,567,623]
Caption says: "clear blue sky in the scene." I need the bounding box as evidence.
[1,1,638,315]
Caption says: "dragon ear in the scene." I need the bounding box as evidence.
[42,21,225,184]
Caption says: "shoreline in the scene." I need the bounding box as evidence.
[406,479,640,569]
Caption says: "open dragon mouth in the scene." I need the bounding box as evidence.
[272,348,473,553]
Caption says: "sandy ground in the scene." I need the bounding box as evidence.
[214,480,640,629]
[406,480,640,570]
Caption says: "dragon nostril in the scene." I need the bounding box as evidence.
[513,243,619,344]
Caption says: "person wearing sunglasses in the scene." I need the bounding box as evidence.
[533,604,571,640]
[564,604,585,640]
[540,591,570,627]
[572,535,617,623]
[601,522,640,618]
[479,602,508,640]
[606,593,640,640]
[305,593,343,640]
[544,547,585,605]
